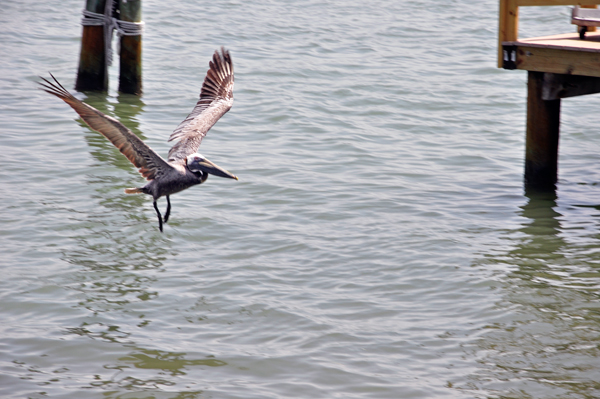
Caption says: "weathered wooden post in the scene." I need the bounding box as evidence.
[118,0,143,95]
[75,0,142,94]
[76,0,109,91]
[524,71,560,189]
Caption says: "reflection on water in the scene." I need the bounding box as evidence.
[82,349,226,394]
[120,349,227,374]
[78,91,147,170]
[472,189,600,398]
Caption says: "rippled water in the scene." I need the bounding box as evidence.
[1,1,600,398]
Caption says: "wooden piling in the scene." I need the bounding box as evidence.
[76,0,109,91]
[524,71,560,189]
[118,0,143,95]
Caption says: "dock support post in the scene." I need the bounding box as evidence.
[525,71,560,190]
[118,0,143,95]
[76,0,109,91]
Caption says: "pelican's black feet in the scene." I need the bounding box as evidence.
[163,196,171,224]
[153,200,164,232]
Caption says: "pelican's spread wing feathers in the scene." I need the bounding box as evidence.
[167,47,234,162]
[39,75,171,180]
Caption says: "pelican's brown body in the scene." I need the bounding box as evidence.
[130,164,207,198]
[40,48,238,232]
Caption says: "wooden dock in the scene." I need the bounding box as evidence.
[502,32,600,77]
[498,1,600,189]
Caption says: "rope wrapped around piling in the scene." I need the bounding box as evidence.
[80,0,144,67]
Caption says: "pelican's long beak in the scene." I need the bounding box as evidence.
[197,158,238,180]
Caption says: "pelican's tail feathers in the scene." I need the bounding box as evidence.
[124,187,144,194]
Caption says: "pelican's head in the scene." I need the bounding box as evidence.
[186,153,238,180]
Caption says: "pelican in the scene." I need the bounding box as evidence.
[39,47,238,232]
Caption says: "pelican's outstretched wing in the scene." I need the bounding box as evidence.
[39,74,172,180]
[167,47,234,162]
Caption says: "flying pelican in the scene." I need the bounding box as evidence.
[39,47,238,232]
